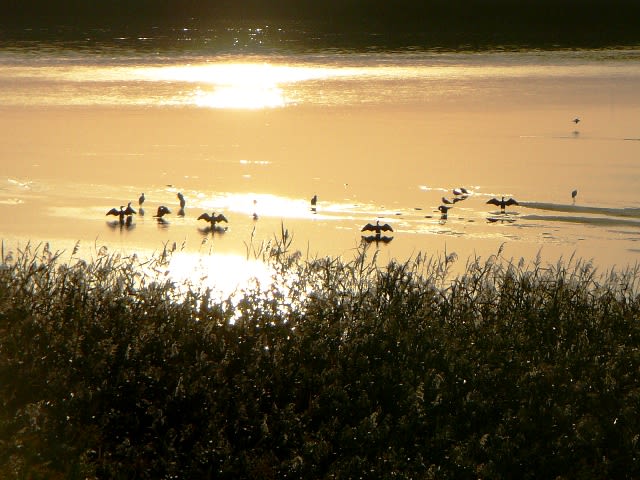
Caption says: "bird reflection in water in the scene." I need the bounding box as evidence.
[361,220,394,244]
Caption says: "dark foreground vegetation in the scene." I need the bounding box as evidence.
[1,238,639,479]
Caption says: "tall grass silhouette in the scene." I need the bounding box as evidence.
[1,237,639,478]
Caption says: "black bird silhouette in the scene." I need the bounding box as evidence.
[177,192,186,208]
[154,205,171,218]
[486,196,519,212]
[198,212,228,226]
[124,202,137,216]
[361,220,394,234]
[572,189,578,203]
[138,193,145,207]
[106,206,126,224]
[573,117,580,124]
[311,194,317,206]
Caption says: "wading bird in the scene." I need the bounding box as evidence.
[486,196,519,212]
[361,220,394,235]
[198,212,228,227]
[572,189,578,203]
[124,202,137,217]
[573,117,580,124]
[311,194,317,207]
[138,193,145,207]
[438,205,453,219]
[154,205,171,218]
[106,205,126,224]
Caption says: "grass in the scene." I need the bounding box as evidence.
[1,237,639,479]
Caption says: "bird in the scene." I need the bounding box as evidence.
[154,205,171,218]
[311,194,317,206]
[361,220,394,234]
[486,196,519,212]
[124,202,137,217]
[198,212,228,227]
[573,117,580,124]
[572,189,578,203]
[106,206,126,224]
[138,193,145,207]
[438,205,453,219]
[177,192,186,208]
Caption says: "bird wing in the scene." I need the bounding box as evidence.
[380,224,393,232]
[124,205,137,215]
[215,214,228,223]
[486,198,501,206]
[361,223,376,232]
[106,208,120,216]
[197,213,211,221]
[505,198,519,206]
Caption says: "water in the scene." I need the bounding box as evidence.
[1,27,639,289]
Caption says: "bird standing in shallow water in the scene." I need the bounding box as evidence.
[361,220,393,235]
[572,189,578,203]
[198,212,228,228]
[154,205,171,218]
[106,206,126,224]
[486,196,519,213]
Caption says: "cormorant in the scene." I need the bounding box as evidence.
[486,197,519,212]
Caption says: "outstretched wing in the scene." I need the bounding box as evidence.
[361,223,376,232]
[124,205,137,215]
[486,198,501,207]
[380,223,394,232]
[198,213,211,222]
[505,198,519,206]
[106,208,120,216]
[215,214,228,223]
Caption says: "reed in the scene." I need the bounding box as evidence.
[1,238,639,479]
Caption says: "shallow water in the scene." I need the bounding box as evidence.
[1,34,639,289]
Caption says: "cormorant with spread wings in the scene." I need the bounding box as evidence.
[361,220,393,234]
[486,196,519,212]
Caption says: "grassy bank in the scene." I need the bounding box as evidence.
[1,239,639,479]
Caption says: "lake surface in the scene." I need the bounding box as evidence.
[1,27,639,290]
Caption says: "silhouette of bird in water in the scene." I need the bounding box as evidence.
[154,205,171,218]
[438,205,452,219]
[573,117,580,124]
[572,189,578,203]
[198,212,228,233]
[176,192,186,216]
[138,193,145,215]
[311,194,317,212]
[361,220,394,235]
[106,205,126,224]
[124,202,137,216]
[198,212,228,226]
[486,196,519,213]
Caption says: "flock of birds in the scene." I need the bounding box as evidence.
[106,192,230,233]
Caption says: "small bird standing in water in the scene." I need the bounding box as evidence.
[106,205,126,224]
[486,196,519,213]
[573,117,580,124]
[154,205,171,218]
[361,220,393,235]
[198,212,228,228]
[572,189,578,203]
